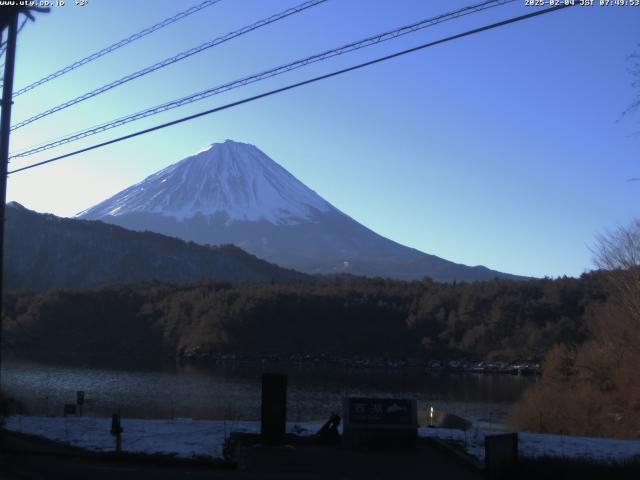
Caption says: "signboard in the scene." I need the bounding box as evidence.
[345,398,416,428]
[342,397,417,448]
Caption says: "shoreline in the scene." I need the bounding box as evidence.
[2,352,541,376]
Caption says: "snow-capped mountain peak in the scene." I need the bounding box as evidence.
[78,139,519,281]
[77,140,332,224]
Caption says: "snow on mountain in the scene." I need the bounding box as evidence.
[78,140,332,224]
[78,139,520,281]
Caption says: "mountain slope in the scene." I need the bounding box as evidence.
[5,202,308,291]
[78,140,331,224]
[79,140,520,282]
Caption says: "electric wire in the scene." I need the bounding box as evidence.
[12,0,224,98]
[10,0,328,131]
[10,0,514,158]
[8,4,574,175]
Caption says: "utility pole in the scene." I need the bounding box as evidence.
[0,9,20,407]
[0,5,48,406]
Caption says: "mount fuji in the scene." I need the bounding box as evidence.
[78,140,517,281]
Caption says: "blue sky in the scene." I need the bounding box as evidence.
[5,0,639,278]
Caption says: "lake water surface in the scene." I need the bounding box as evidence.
[2,359,536,424]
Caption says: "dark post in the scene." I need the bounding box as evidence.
[110,413,123,453]
[76,390,85,416]
[261,373,287,443]
[0,10,19,402]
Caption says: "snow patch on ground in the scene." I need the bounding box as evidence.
[4,416,318,459]
[419,426,640,463]
[5,415,640,463]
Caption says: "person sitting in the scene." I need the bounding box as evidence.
[316,413,341,444]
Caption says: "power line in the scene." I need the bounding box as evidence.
[10,0,328,131]
[11,0,223,98]
[10,0,514,158]
[8,4,574,175]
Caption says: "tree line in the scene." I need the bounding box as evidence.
[1,271,610,364]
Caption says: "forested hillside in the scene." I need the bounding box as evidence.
[4,202,308,290]
[2,273,609,363]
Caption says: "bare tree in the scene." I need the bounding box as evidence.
[592,219,640,325]
[510,220,640,438]
[624,46,640,121]
[593,218,640,269]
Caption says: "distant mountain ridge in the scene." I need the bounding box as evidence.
[78,140,521,282]
[5,202,308,291]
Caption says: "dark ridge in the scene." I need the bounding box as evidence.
[4,204,309,291]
